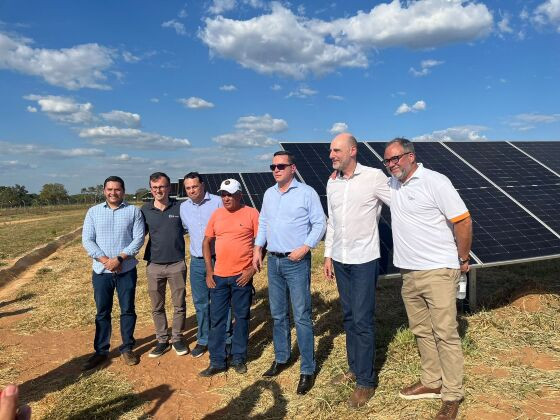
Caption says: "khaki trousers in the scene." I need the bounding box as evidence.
[401,268,464,401]
[147,261,187,343]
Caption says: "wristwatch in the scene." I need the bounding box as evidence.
[117,256,124,263]
[459,257,470,265]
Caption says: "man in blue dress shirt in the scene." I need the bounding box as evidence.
[82,176,145,370]
[180,172,225,358]
[253,150,326,395]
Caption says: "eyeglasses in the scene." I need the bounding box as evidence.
[382,153,411,167]
[151,185,169,191]
[270,163,293,171]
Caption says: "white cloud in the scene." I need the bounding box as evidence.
[329,122,348,134]
[200,1,492,79]
[533,0,560,31]
[235,114,288,132]
[327,95,344,101]
[79,126,191,150]
[150,97,160,103]
[0,32,114,90]
[0,140,105,158]
[162,19,187,35]
[100,110,141,127]
[413,125,488,142]
[515,112,560,123]
[178,8,188,18]
[287,86,318,98]
[122,51,140,63]
[256,153,274,161]
[395,100,426,115]
[220,84,237,91]
[24,94,94,124]
[0,160,36,172]
[108,154,149,164]
[213,113,288,147]
[270,84,282,91]
[26,106,37,112]
[497,12,514,34]
[409,59,444,77]
[178,96,215,109]
[208,0,237,14]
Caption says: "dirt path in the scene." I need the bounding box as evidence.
[0,211,85,226]
[0,260,223,419]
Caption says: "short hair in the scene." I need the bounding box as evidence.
[183,172,204,183]
[104,176,125,190]
[386,137,415,154]
[273,150,296,165]
[149,172,170,185]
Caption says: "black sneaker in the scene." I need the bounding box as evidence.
[149,342,170,358]
[172,340,189,356]
[199,365,227,377]
[82,353,108,371]
[191,344,207,358]
[231,362,247,374]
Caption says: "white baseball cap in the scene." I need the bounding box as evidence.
[217,178,242,194]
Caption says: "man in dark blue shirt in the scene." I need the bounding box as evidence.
[141,172,188,358]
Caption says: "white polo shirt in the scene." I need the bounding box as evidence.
[389,164,469,270]
[324,163,391,264]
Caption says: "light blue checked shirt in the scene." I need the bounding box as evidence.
[255,178,326,252]
[82,201,145,274]
[180,192,222,257]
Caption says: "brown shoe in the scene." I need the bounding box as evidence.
[121,351,139,366]
[330,371,356,385]
[399,381,441,400]
[435,399,463,420]
[348,386,375,408]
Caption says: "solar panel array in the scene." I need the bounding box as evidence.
[165,141,559,274]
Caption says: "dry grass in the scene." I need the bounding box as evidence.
[0,210,86,264]
[2,230,560,418]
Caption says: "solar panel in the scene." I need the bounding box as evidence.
[280,142,396,275]
[368,141,560,264]
[446,142,560,237]
[240,172,276,211]
[510,141,560,174]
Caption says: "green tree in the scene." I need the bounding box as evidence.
[135,188,149,200]
[39,183,69,203]
[0,184,31,206]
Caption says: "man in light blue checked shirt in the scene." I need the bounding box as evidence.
[82,175,145,371]
[253,150,326,395]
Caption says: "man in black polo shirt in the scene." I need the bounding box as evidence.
[141,172,189,357]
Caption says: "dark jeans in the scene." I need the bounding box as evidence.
[92,268,137,355]
[333,259,379,388]
[208,274,252,368]
[267,254,315,374]
[190,257,232,346]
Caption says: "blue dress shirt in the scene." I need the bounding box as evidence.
[180,192,222,257]
[82,201,145,274]
[255,178,326,252]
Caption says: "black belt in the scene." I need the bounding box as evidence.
[193,255,215,259]
[269,251,291,258]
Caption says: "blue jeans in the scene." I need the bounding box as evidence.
[208,274,252,368]
[333,259,379,388]
[267,254,315,375]
[92,268,137,355]
[189,257,232,346]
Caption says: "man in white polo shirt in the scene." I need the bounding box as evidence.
[383,138,472,420]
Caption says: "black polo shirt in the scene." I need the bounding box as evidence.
[141,199,185,263]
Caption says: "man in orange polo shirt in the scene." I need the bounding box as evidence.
[199,179,259,376]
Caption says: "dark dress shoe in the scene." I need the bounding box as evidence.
[82,353,108,371]
[296,374,315,395]
[199,365,227,377]
[262,361,288,377]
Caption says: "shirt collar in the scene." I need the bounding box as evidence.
[397,163,424,185]
[148,198,176,210]
[274,177,299,192]
[103,200,127,209]
[188,191,211,206]
[337,162,363,179]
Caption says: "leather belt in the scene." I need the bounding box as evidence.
[269,252,291,258]
[193,255,215,259]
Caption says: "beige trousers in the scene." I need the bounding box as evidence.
[401,268,464,401]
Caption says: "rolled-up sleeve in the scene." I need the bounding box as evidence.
[122,207,145,256]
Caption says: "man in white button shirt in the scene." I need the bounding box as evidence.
[383,138,472,420]
[323,133,391,408]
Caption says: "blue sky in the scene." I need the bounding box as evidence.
[1,0,559,193]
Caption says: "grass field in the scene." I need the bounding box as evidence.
[1,224,559,419]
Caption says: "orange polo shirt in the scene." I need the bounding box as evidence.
[205,205,259,277]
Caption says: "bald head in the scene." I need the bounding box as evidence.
[330,132,358,176]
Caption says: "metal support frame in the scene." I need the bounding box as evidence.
[468,268,478,311]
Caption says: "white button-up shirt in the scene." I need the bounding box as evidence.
[324,163,391,264]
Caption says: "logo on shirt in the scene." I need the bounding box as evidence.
[169,214,180,218]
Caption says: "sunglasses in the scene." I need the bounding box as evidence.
[270,163,293,171]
